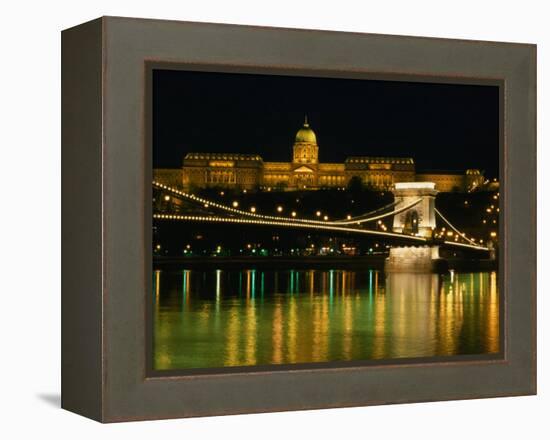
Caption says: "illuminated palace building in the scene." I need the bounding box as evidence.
[154,117,485,193]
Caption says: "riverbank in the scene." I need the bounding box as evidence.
[153,255,497,272]
[154,255,386,270]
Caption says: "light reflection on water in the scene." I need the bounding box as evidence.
[153,269,499,370]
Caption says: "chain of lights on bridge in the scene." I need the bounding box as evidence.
[153,181,422,226]
[153,181,489,251]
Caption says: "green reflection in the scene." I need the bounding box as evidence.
[368,269,373,298]
[260,272,265,300]
[153,269,500,370]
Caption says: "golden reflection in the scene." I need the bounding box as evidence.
[154,270,160,302]
[478,273,486,324]
[272,300,283,363]
[183,270,190,306]
[488,271,499,353]
[479,272,484,297]
[311,291,322,361]
[251,270,256,298]
[373,284,386,359]
[246,270,251,299]
[155,352,172,370]
[442,273,460,355]
[245,298,257,365]
[386,274,441,358]
[320,293,330,361]
[215,269,221,312]
[311,289,330,362]
[287,296,297,363]
[341,271,347,295]
[225,309,241,366]
[429,276,438,347]
[155,268,500,370]
[427,275,441,355]
[342,294,353,359]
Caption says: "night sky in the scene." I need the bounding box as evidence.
[153,69,500,177]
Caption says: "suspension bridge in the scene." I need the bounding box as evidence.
[152,181,488,253]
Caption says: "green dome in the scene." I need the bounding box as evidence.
[295,116,317,144]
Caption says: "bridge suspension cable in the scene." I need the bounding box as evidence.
[441,240,489,251]
[332,200,399,223]
[153,182,489,251]
[154,181,337,226]
[153,181,421,227]
[434,207,481,247]
[329,199,422,225]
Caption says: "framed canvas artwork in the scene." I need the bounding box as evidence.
[62,16,536,422]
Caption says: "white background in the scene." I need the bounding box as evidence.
[0,0,547,437]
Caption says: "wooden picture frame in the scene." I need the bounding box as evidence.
[62,16,536,422]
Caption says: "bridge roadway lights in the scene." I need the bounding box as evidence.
[385,245,448,273]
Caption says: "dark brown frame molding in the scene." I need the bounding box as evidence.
[62,16,536,422]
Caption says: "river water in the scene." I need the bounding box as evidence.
[153,268,499,370]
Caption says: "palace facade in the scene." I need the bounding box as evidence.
[154,118,485,193]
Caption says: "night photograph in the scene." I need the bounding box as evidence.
[151,69,500,371]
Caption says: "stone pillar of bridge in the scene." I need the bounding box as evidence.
[392,182,438,238]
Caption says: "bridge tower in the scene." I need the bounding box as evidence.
[386,182,446,273]
[392,182,438,238]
